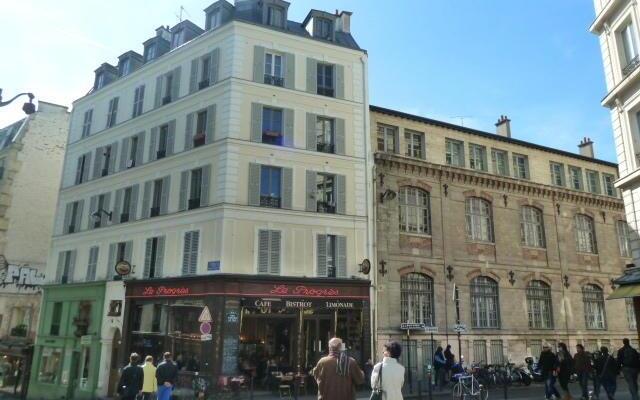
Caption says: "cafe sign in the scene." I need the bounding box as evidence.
[242,298,359,310]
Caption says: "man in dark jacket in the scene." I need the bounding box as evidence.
[539,345,560,400]
[117,353,144,400]
[618,338,640,400]
[594,346,618,400]
[444,345,455,381]
[574,344,591,400]
[156,352,179,400]
[312,337,364,400]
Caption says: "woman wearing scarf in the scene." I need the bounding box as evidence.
[313,337,364,400]
[557,343,574,400]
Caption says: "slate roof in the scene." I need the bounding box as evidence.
[0,119,25,150]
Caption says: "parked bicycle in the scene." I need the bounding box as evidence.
[452,369,488,400]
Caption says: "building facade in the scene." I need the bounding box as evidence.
[0,102,69,394]
[29,1,372,398]
[371,106,634,386]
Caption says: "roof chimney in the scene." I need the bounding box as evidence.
[156,25,171,42]
[495,115,511,138]
[578,137,595,158]
[336,11,352,34]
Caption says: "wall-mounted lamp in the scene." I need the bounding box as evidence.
[556,203,561,215]
[610,278,616,290]
[446,265,454,282]
[91,208,113,222]
[508,270,516,286]
[0,89,36,115]
[563,274,570,289]
[443,184,449,197]
[379,189,397,203]
[601,211,606,223]
[503,194,508,207]
[378,260,388,277]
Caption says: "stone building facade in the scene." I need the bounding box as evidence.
[371,106,634,383]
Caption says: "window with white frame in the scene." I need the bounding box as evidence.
[627,298,637,330]
[586,170,600,194]
[617,220,632,257]
[400,273,434,326]
[465,197,493,242]
[377,124,397,153]
[267,5,284,27]
[550,162,565,187]
[491,149,508,176]
[446,139,464,167]
[583,284,606,330]
[569,166,582,190]
[399,187,431,234]
[405,130,424,159]
[314,17,333,39]
[316,63,334,97]
[469,144,486,171]
[603,174,616,197]
[512,153,529,179]
[471,276,500,328]
[209,9,221,29]
[521,206,545,248]
[575,214,597,254]
[526,280,553,329]
[264,52,283,86]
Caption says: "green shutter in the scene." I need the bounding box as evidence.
[113,189,123,224]
[63,203,73,234]
[160,176,170,215]
[248,163,261,206]
[167,120,176,155]
[136,132,145,166]
[336,236,347,277]
[154,75,163,108]
[317,235,327,277]
[119,137,130,171]
[149,127,158,162]
[179,170,189,211]
[155,236,165,277]
[130,185,139,221]
[306,170,317,212]
[258,230,269,274]
[283,108,294,147]
[335,118,346,155]
[270,230,281,275]
[144,238,153,278]
[253,46,265,83]
[335,64,344,99]
[201,165,211,207]
[141,181,152,218]
[284,52,295,89]
[210,48,220,84]
[306,113,317,151]
[336,174,346,214]
[171,66,181,100]
[251,103,263,142]
[282,167,292,210]
[206,105,216,143]
[306,58,317,94]
[189,58,199,94]
[185,112,194,150]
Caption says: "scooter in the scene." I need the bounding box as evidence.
[524,357,545,383]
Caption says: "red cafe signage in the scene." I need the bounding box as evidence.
[269,284,339,297]
[142,286,190,296]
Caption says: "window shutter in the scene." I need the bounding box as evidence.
[82,152,91,182]
[250,103,263,142]
[136,131,145,165]
[595,174,602,194]
[306,58,317,94]
[155,236,165,277]
[306,170,317,212]
[142,181,152,218]
[160,176,171,215]
[88,195,97,229]
[109,141,118,174]
[149,127,158,162]
[87,247,98,281]
[317,235,327,277]
[258,230,269,274]
[113,189,123,224]
[63,203,73,234]
[284,52,295,89]
[306,113,317,151]
[185,112,194,150]
[206,105,216,143]
[119,137,130,171]
[189,58,199,94]
[124,241,133,263]
[282,167,293,210]
[336,174,346,215]
[67,250,77,283]
[253,46,266,83]
[108,243,116,273]
[335,64,345,99]
[270,230,281,275]
[210,48,220,84]
[336,235,347,277]
[179,170,189,211]
[481,148,488,172]
[560,167,566,187]
[171,66,181,100]
[75,156,83,184]
[459,143,466,167]
[76,200,84,230]
[92,147,102,179]
[248,163,261,206]
[167,120,176,155]
[200,165,211,207]
[102,192,111,226]
[335,118,346,155]
[283,108,294,147]
[144,238,153,278]
[55,252,64,283]
[130,184,139,221]
[154,75,163,108]
[523,158,530,179]
[182,232,192,275]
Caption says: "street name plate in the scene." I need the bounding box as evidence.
[424,326,438,333]
[453,323,467,333]
[400,322,426,330]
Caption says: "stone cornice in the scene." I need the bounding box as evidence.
[375,153,625,211]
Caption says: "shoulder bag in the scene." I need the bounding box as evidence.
[370,362,384,400]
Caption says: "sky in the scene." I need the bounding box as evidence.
[0,0,615,161]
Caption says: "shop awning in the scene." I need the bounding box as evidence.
[608,284,640,300]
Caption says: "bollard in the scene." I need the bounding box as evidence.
[427,367,433,400]
[249,375,254,400]
[417,380,423,400]
[293,378,299,400]
[503,374,508,400]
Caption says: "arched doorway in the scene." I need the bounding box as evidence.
[107,329,121,397]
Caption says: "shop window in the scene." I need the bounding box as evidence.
[50,302,62,336]
[73,301,92,337]
[38,348,62,383]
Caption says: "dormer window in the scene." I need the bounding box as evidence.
[146,43,157,62]
[120,58,131,77]
[96,73,105,89]
[267,6,284,28]
[171,29,184,48]
[209,9,221,30]
[314,18,333,40]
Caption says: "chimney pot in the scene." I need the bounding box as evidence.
[578,137,595,158]
[495,115,511,138]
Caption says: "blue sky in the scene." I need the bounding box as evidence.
[1,0,614,161]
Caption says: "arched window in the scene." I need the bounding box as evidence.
[400,273,434,326]
[583,284,606,330]
[575,214,597,254]
[470,276,500,328]
[526,280,553,329]
[466,197,493,242]
[399,188,431,234]
[521,206,545,248]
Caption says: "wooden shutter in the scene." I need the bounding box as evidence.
[459,142,466,167]
[87,246,98,281]
[306,113,317,151]
[185,112,194,150]
[129,184,139,221]
[144,238,153,278]
[136,131,145,165]
[206,105,216,143]
[182,231,199,275]
[101,192,111,226]
[55,252,64,283]
[149,127,158,162]
[154,75,163,108]
[160,176,171,215]
[113,189,123,224]
[108,243,116,272]
[248,163,261,206]
[82,152,91,182]
[67,250,77,283]
[171,66,181,101]
[306,170,317,212]
[179,170,189,211]
[306,58,317,94]
[284,52,295,89]
[167,120,176,156]
[335,118,346,155]
[336,235,347,277]
[124,241,133,263]
[92,147,102,179]
[189,58,199,94]
[270,230,281,275]
[200,165,211,207]
[88,195,97,229]
[282,167,292,210]
[210,48,220,84]
[283,108,294,147]
[317,235,327,277]
[75,156,84,184]
[119,137,130,171]
[75,200,84,230]
[63,203,73,234]
[258,230,270,274]
[155,236,165,277]
[108,141,118,174]
[253,46,265,83]
[335,64,345,99]
[250,103,263,142]
[141,180,152,218]
[336,174,346,214]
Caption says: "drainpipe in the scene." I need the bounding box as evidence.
[438,169,450,346]
[552,192,571,342]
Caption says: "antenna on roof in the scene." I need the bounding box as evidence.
[451,116,472,127]
[175,5,190,22]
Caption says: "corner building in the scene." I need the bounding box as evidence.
[371,106,635,388]
[29,1,372,398]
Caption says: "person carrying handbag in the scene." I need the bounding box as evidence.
[370,341,405,400]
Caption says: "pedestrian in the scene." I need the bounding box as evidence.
[117,353,144,400]
[539,344,561,400]
[156,352,178,400]
[557,343,574,400]
[617,338,640,400]
[312,337,364,400]
[433,346,446,390]
[594,346,618,400]
[370,341,405,400]
[444,345,455,381]
[141,355,157,400]
[364,359,374,389]
[574,344,592,400]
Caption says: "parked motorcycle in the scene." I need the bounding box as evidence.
[524,357,544,383]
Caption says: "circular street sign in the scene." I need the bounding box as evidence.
[200,322,212,335]
[114,260,132,276]
[360,259,371,275]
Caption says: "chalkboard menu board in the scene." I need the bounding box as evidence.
[222,337,239,375]
[222,305,240,375]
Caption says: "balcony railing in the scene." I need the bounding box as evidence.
[156,149,166,159]
[68,225,76,234]
[188,198,201,210]
[193,133,206,148]
[162,95,172,105]
[317,201,336,214]
[120,213,129,223]
[317,142,335,154]
[264,74,284,87]
[317,86,334,97]
[260,196,281,208]
[198,79,210,90]
[262,130,283,146]
[150,206,160,217]
[623,55,640,76]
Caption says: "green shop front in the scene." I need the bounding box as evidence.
[27,282,107,400]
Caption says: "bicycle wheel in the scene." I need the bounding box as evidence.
[478,386,489,400]
[452,382,463,400]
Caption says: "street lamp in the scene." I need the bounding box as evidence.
[0,89,36,115]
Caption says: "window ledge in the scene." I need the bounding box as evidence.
[576,252,600,256]
[466,240,495,246]
[399,232,432,238]
[521,246,547,251]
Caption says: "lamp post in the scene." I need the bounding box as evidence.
[0,89,36,115]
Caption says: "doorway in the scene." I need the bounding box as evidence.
[303,315,333,370]
[66,351,80,400]
[107,329,121,397]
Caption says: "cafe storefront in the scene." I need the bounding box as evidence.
[122,274,371,397]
